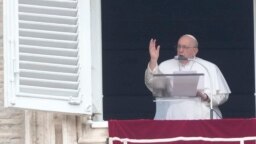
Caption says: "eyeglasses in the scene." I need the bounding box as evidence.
[175,45,195,50]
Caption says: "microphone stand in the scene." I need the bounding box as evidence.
[190,58,214,119]
[175,56,214,119]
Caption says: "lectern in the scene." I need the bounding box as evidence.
[152,72,204,120]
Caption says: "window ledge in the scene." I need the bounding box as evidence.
[87,120,108,128]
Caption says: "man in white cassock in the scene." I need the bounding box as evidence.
[145,34,231,120]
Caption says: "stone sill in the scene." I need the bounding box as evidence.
[78,138,107,144]
[89,120,108,128]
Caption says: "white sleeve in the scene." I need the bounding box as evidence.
[203,65,230,107]
[203,92,229,107]
[144,63,159,92]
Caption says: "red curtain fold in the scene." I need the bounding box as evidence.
[108,119,256,144]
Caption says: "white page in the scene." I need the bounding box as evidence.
[171,71,199,97]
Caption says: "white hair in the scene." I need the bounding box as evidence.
[181,34,198,48]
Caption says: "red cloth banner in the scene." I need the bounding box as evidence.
[108,119,256,144]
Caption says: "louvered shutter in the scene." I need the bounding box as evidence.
[4,0,93,114]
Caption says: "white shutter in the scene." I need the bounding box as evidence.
[4,0,93,114]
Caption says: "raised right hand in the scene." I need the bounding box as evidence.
[148,38,160,70]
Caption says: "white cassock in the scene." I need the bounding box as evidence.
[145,57,231,120]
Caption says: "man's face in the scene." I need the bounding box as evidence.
[176,36,198,59]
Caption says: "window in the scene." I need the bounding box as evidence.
[3,0,102,115]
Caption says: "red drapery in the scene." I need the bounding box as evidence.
[108,119,256,144]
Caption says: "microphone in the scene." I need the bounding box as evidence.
[174,55,189,61]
